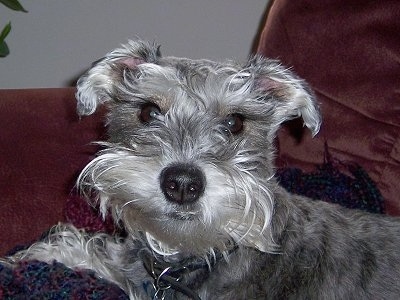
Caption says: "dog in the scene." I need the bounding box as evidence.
[4,40,400,299]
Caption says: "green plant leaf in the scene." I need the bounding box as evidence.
[0,22,11,42]
[0,22,11,57]
[0,41,10,57]
[0,0,27,12]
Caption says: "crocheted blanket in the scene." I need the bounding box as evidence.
[0,157,384,299]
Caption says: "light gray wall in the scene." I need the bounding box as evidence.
[0,0,268,88]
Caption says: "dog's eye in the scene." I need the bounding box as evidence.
[139,103,162,123]
[223,113,244,134]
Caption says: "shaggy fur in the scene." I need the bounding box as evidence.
[3,40,400,299]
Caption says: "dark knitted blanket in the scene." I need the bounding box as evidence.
[0,261,128,300]
[0,157,385,299]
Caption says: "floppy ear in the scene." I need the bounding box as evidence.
[76,40,161,116]
[249,56,321,137]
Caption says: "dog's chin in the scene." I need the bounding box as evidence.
[139,214,229,254]
[163,200,204,221]
[167,211,198,221]
[122,204,230,253]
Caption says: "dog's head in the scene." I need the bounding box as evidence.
[76,40,321,255]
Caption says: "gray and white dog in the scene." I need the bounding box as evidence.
[5,40,400,299]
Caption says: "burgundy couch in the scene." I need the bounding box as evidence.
[257,0,400,213]
[1,0,399,258]
[0,88,105,256]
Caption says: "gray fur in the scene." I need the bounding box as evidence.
[3,40,400,299]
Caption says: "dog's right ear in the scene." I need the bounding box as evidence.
[76,40,161,116]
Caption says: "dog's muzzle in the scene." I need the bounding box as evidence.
[160,164,206,204]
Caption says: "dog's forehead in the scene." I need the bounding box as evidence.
[160,56,238,77]
[134,57,255,111]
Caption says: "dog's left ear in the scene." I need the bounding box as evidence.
[248,56,321,137]
[76,40,161,116]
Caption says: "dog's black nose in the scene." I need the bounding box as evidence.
[160,164,206,204]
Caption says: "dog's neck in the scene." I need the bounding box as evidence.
[137,232,238,299]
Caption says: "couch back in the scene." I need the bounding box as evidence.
[0,88,104,255]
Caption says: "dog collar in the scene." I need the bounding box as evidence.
[140,245,238,300]
[140,250,202,299]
